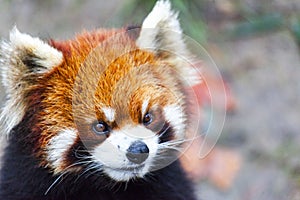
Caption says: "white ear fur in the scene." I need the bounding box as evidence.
[137,0,200,86]
[1,27,63,90]
[9,27,63,70]
[0,27,63,135]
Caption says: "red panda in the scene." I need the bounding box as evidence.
[0,1,199,199]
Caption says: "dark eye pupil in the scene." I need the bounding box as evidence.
[92,121,109,136]
[95,123,105,132]
[143,113,153,125]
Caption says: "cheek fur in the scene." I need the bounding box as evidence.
[163,104,186,139]
[47,128,78,173]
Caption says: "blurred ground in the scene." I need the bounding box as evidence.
[198,30,300,200]
[1,0,300,200]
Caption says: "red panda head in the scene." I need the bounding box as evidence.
[0,0,199,182]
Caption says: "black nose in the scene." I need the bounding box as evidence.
[126,141,149,164]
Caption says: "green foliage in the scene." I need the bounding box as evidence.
[229,14,284,38]
[291,18,300,45]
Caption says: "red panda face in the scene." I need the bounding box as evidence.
[44,33,187,181]
[0,1,200,182]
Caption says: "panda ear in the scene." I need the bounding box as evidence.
[0,27,63,135]
[136,0,200,86]
[0,27,63,91]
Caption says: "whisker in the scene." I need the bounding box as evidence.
[74,154,95,160]
[158,145,184,153]
[44,160,93,195]
[44,172,66,195]
[83,168,105,185]
[161,137,195,146]
[75,163,102,182]
[157,125,171,138]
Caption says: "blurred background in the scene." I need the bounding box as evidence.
[0,0,300,199]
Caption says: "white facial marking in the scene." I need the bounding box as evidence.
[101,107,115,122]
[163,104,186,137]
[92,125,159,181]
[141,98,150,117]
[47,129,77,172]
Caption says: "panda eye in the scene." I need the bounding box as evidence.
[92,121,110,136]
[143,113,153,125]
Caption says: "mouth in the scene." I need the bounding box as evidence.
[103,164,147,181]
[107,164,145,172]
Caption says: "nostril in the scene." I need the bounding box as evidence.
[127,141,149,154]
[126,141,149,164]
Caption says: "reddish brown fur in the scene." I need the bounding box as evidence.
[29,28,185,169]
